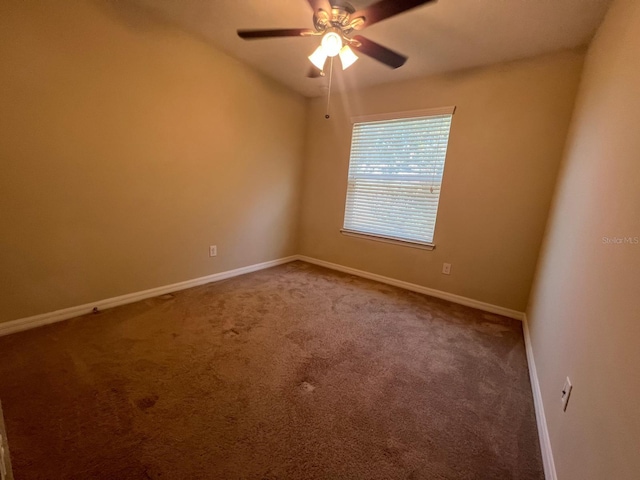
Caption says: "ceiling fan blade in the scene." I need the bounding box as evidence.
[352,0,436,28]
[306,0,332,15]
[237,28,314,40]
[351,36,407,69]
[307,67,324,78]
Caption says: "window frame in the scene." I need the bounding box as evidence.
[341,106,456,250]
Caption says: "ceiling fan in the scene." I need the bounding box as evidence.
[237,0,437,77]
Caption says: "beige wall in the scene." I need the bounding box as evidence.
[527,1,640,478]
[299,51,584,312]
[0,0,306,323]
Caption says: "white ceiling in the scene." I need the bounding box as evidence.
[129,0,612,97]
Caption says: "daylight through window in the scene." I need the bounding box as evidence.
[342,109,454,246]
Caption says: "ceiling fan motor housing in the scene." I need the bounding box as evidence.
[314,2,360,35]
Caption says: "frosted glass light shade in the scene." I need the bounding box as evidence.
[308,46,328,71]
[321,31,342,57]
[339,45,358,70]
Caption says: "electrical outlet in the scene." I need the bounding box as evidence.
[209,245,217,257]
[442,263,451,275]
[561,377,573,411]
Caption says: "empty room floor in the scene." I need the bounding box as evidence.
[0,261,543,479]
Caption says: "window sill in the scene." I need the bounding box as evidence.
[340,229,435,251]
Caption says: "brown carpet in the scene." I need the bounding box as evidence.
[0,261,543,479]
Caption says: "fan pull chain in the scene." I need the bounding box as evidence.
[325,57,334,119]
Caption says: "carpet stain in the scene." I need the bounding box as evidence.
[285,329,316,347]
[223,328,240,338]
[300,381,316,392]
[135,394,159,411]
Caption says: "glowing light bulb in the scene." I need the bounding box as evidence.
[321,31,343,57]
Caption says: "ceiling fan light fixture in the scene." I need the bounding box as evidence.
[238,0,432,78]
[308,45,328,71]
[338,45,358,70]
[320,30,343,57]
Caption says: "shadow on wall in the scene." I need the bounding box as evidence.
[92,0,225,48]
[92,0,170,32]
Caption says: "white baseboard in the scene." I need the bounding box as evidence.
[1,253,547,478]
[1,254,548,479]
[0,253,524,333]
[297,255,525,321]
[0,256,298,337]
[523,314,557,480]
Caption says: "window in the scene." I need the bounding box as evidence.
[342,107,454,248]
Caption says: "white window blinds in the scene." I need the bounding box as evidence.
[343,111,453,245]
